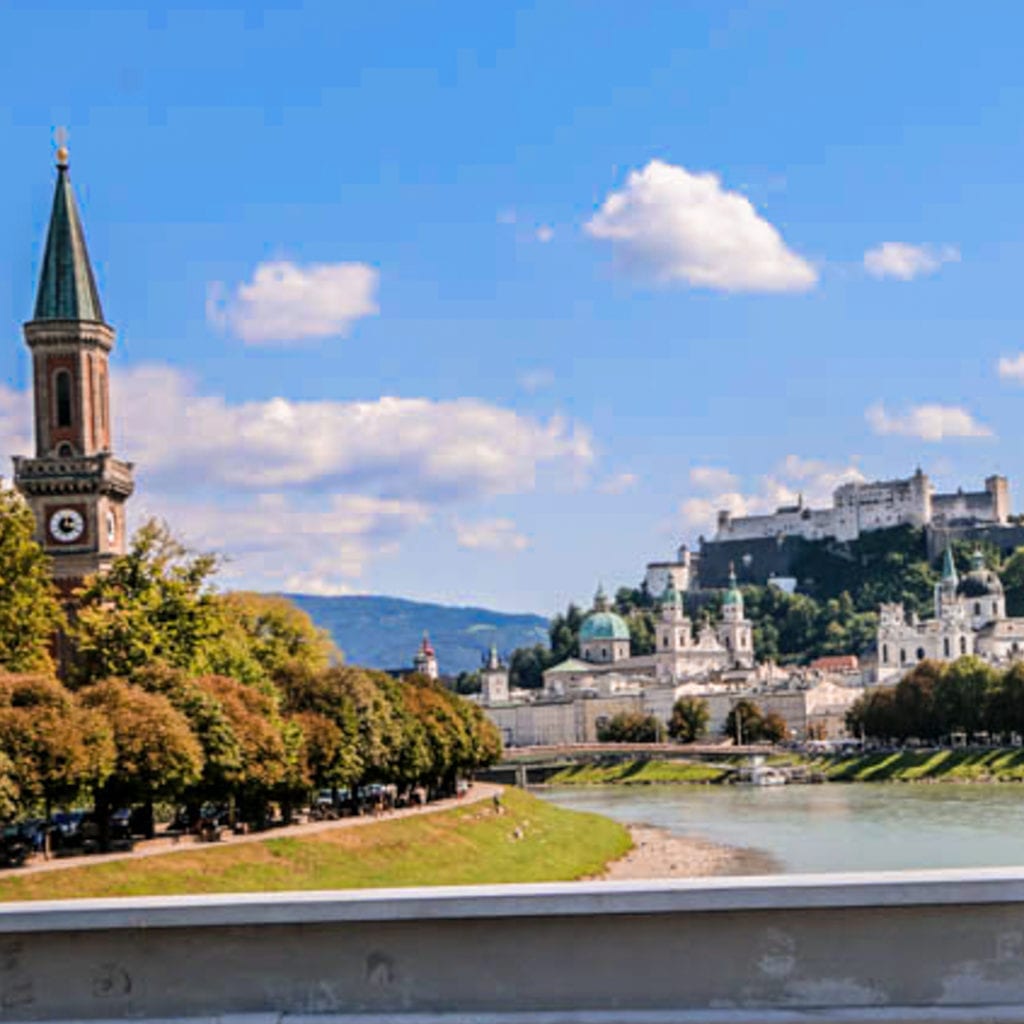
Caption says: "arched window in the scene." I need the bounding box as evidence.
[900,649,907,665]
[944,637,951,657]
[994,602,1000,616]
[975,602,982,616]
[917,647,926,661]
[882,644,889,663]
[960,636,967,655]
[54,370,72,429]
[56,442,74,458]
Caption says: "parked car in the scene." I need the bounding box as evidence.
[0,825,30,868]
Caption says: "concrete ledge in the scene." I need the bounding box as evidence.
[5,867,1024,932]
[3,870,1024,1021]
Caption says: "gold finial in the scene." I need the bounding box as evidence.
[54,126,68,168]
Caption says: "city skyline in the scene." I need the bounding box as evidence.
[2,2,1023,613]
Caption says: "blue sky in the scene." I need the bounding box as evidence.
[2,1,1024,614]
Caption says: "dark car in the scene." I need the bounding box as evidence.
[0,825,31,868]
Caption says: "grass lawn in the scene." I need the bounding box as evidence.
[0,788,631,902]
[545,759,729,785]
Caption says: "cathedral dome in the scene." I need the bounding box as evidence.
[580,610,631,642]
[959,549,1003,598]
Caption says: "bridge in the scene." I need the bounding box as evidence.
[4,868,1024,1021]
[482,741,775,785]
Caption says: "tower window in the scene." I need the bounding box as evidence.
[944,638,950,657]
[54,370,72,428]
[975,602,982,616]
[960,636,967,655]
[882,644,889,663]
[916,647,925,661]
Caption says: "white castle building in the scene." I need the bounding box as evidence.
[715,469,1009,545]
[877,548,1024,682]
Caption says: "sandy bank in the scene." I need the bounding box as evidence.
[598,825,780,880]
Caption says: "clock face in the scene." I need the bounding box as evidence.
[49,508,85,544]
[106,510,116,544]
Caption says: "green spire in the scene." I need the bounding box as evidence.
[659,576,680,609]
[942,544,959,585]
[32,149,105,323]
[723,561,742,606]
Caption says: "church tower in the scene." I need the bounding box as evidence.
[717,563,754,668]
[12,145,134,596]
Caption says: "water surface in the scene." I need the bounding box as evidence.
[539,783,1024,874]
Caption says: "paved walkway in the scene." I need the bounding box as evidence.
[5,782,502,876]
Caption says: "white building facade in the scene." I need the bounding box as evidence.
[877,548,1024,682]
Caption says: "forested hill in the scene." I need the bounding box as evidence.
[283,594,549,676]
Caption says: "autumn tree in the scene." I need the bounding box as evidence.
[0,490,65,674]
[0,674,114,819]
[79,678,203,845]
[668,696,710,743]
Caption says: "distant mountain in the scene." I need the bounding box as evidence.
[283,594,550,676]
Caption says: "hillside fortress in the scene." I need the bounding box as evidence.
[12,146,133,596]
[715,468,1009,545]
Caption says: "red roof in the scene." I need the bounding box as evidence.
[809,654,859,671]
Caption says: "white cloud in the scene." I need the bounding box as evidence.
[865,402,993,441]
[998,353,1024,382]
[585,159,817,293]
[454,518,529,553]
[518,367,555,393]
[863,243,960,281]
[113,365,593,500]
[0,364,596,593]
[148,492,429,595]
[207,260,379,345]
[677,456,864,534]
[598,472,638,495]
[535,225,555,244]
[689,466,739,492]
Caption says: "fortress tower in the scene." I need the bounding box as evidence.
[12,145,134,596]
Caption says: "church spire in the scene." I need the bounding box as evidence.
[32,142,105,324]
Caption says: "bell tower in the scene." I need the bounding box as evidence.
[12,144,134,597]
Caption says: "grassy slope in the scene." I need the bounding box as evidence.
[819,749,1024,782]
[0,789,631,902]
[545,750,1024,786]
[546,760,730,785]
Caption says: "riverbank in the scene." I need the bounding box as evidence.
[598,825,779,879]
[0,788,631,901]
[544,748,1024,786]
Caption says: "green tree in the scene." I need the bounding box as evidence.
[0,490,65,673]
[1001,548,1024,617]
[70,520,222,686]
[724,699,765,744]
[935,656,999,737]
[597,711,662,743]
[667,696,710,743]
[212,592,339,684]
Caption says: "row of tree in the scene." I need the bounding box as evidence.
[0,494,502,831]
[596,697,787,745]
[846,656,1024,742]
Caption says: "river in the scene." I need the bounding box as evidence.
[538,783,1024,874]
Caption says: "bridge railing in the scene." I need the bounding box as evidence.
[4,868,1024,1022]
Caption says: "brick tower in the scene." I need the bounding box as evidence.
[12,144,134,597]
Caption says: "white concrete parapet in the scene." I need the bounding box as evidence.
[4,869,1024,1021]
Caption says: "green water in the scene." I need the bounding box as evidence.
[539,783,1024,874]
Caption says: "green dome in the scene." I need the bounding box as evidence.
[580,610,630,642]
[723,588,741,607]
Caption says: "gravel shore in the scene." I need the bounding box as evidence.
[598,825,780,879]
